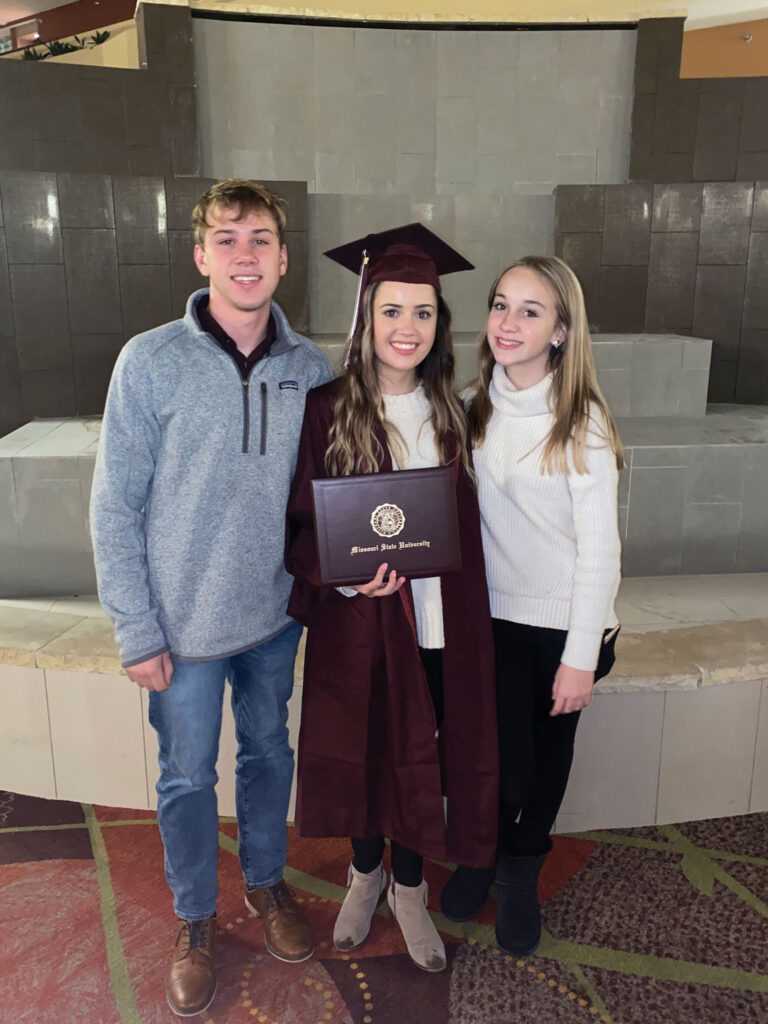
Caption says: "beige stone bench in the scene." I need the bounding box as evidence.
[1,607,766,832]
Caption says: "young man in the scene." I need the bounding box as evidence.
[90,180,332,1017]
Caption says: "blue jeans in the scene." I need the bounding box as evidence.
[148,620,302,921]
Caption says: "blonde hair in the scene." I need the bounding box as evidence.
[191,179,287,246]
[468,255,625,474]
[325,282,474,482]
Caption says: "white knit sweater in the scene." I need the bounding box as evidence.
[474,364,621,671]
[384,387,445,650]
[337,385,445,649]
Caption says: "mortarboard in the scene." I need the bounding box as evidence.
[324,223,474,350]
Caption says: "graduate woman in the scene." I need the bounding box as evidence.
[285,224,498,973]
[440,256,623,956]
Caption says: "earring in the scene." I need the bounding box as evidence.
[551,339,561,348]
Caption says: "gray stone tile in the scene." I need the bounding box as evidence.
[57,174,115,230]
[686,446,745,504]
[736,446,768,571]
[169,86,201,178]
[602,183,652,266]
[436,98,476,184]
[395,86,437,157]
[119,265,173,342]
[0,171,62,265]
[477,30,519,70]
[113,177,169,265]
[437,31,477,98]
[313,25,356,95]
[14,468,90,555]
[394,153,436,196]
[707,357,738,404]
[0,337,22,438]
[645,232,698,332]
[165,177,217,232]
[693,87,742,182]
[597,266,648,332]
[20,369,76,420]
[651,183,702,233]
[71,334,125,416]
[315,152,355,195]
[10,265,71,373]
[630,338,683,417]
[596,93,632,184]
[653,79,699,155]
[624,466,686,576]
[274,230,308,333]
[743,232,768,332]
[355,27,396,96]
[597,369,631,417]
[62,229,121,336]
[556,153,597,186]
[554,186,605,234]
[353,94,397,188]
[632,446,690,469]
[699,183,754,266]
[739,79,768,153]
[735,330,768,405]
[752,182,768,233]
[592,339,634,370]
[682,338,712,370]
[409,197,456,243]
[677,369,710,418]
[618,463,630,508]
[556,233,602,324]
[692,265,746,364]
[454,195,502,243]
[168,230,200,319]
[556,79,601,157]
[682,503,740,574]
[0,460,20,548]
[0,230,13,339]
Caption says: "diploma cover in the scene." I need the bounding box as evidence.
[311,466,461,586]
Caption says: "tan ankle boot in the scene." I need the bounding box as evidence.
[333,862,387,951]
[386,880,446,972]
[166,917,216,1017]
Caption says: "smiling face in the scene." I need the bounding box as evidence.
[193,204,287,318]
[486,266,566,389]
[370,280,438,394]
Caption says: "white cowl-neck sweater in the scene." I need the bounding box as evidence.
[337,385,445,650]
[473,364,621,671]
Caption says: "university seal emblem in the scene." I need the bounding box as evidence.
[370,503,406,538]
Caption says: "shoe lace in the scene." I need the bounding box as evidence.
[262,882,295,914]
[181,918,213,951]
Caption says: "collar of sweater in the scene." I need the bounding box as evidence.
[489,363,553,418]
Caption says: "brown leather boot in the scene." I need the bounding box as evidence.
[244,879,314,963]
[166,917,217,1017]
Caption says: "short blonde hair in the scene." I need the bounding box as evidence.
[191,179,287,246]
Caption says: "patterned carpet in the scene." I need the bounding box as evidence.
[1,790,767,1023]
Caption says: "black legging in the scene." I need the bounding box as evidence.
[351,646,444,887]
[493,618,617,858]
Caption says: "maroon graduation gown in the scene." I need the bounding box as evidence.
[286,379,498,868]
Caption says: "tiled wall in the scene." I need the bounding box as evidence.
[0,174,309,437]
[630,17,768,183]
[0,4,199,179]
[193,19,637,332]
[554,181,768,404]
[618,441,768,577]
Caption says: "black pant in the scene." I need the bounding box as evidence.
[351,646,444,886]
[494,619,617,858]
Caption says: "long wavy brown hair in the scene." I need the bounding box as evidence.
[468,256,625,474]
[325,281,474,481]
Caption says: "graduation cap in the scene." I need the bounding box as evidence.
[324,223,474,351]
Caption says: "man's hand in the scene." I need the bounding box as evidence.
[550,663,594,716]
[125,651,173,692]
[351,562,406,598]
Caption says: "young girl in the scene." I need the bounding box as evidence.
[440,256,623,956]
[285,225,498,973]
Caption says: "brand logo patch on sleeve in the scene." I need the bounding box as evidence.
[279,380,299,390]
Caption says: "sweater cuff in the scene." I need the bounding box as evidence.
[336,586,358,598]
[561,629,603,672]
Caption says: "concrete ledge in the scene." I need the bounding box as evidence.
[2,607,766,694]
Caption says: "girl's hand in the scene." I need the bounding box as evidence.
[551,663,594,716]
[351,562,406,598]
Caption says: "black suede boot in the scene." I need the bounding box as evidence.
[440,865,496,922]
[495,854,547,955]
